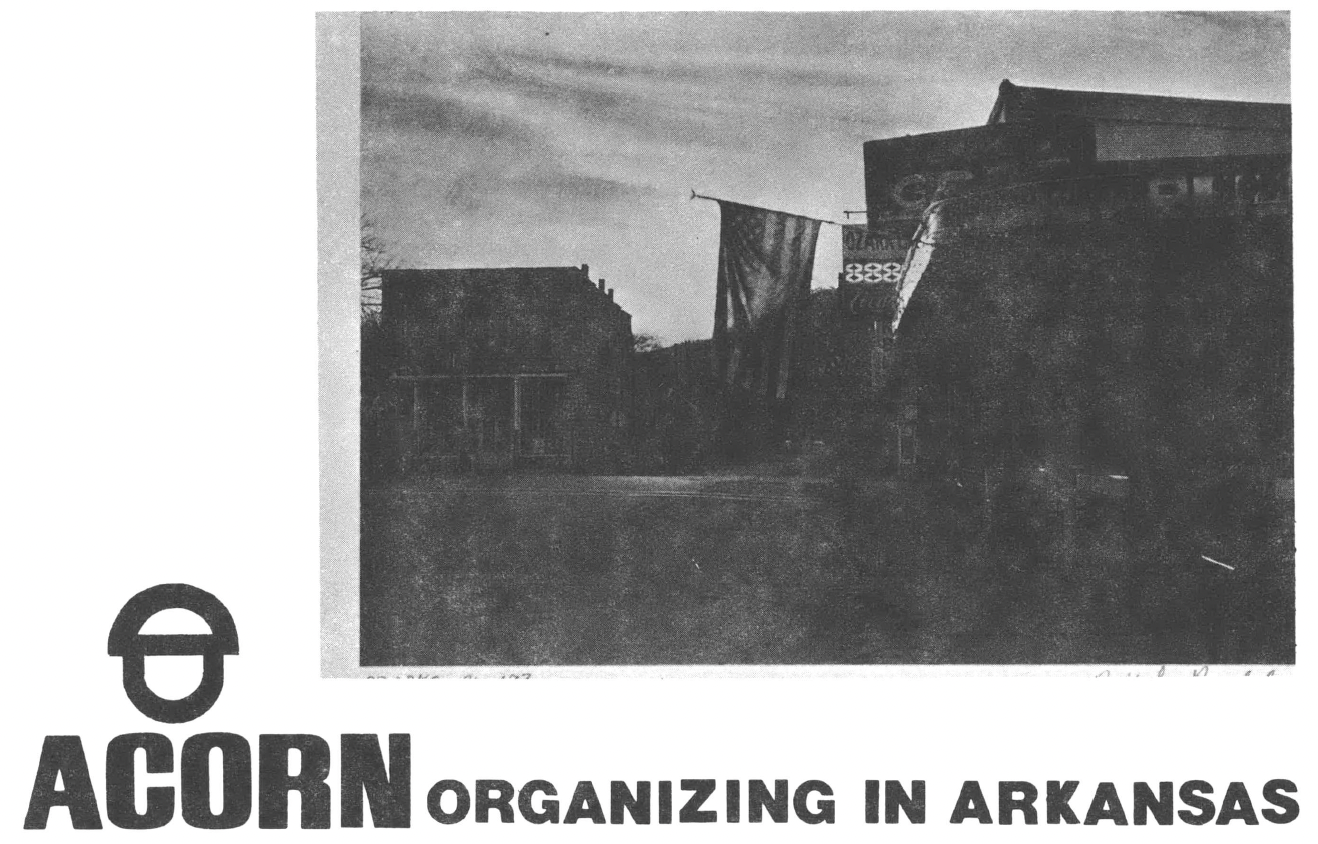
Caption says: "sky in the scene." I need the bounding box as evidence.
[360,10,1289,344]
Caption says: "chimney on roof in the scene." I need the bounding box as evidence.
[581,263,589,276]
[608,288,614,301]
[598,278,606,292]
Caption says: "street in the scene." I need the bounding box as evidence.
[360,472,1292,666]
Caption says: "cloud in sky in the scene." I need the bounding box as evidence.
[361,10,1289,343]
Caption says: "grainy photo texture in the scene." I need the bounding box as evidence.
[354,11,1292,667]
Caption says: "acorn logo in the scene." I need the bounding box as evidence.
[107,584,238,723]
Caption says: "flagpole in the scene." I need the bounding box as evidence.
[690,189,839,226]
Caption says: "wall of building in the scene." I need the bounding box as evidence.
[889,211,1292,543]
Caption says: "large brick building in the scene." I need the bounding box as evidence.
[857,80,1290,478]
[374,265,633,474]
[851,80,1290,571]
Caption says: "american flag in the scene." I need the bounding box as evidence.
[713,200,822,400]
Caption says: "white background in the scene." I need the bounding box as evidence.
[1,3,1312,840]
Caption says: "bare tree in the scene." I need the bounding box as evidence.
[361,217,396,320]
[633,332,664,354]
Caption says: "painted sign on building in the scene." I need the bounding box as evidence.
[841,223,907,286]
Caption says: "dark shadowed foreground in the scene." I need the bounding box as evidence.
[360,470,1292,666]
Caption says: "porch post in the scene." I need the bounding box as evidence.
[512,377,522,431]
[512,376,522,459]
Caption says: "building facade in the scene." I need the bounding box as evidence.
[860,80,1290,488]
[375,265,633,474]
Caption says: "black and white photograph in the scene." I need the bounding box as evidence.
[343,10,1292,670]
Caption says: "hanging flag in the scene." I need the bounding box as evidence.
[712,200,823,401]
